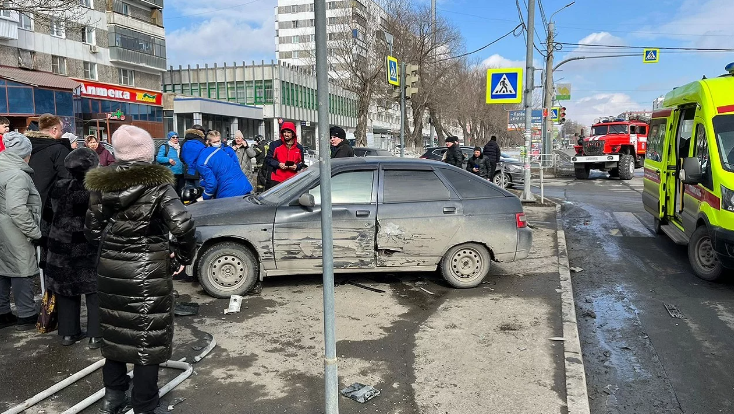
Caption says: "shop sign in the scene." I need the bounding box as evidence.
[75,80,163,106]
[107,109,126,121]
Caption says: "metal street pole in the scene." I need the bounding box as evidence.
[542,21,555,164]
[313,0,338,412]
[521,0,536,201]
[400,61,405,157]
[429,0,436,145]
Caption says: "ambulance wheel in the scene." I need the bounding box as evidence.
[618,154,635,180]
[574,165,590,180]
[688,226,724,282]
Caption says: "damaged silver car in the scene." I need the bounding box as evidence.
[186,157,532,298]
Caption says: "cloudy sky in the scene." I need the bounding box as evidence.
[164,0,734,126]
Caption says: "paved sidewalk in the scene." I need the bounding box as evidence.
[0,206,580,414]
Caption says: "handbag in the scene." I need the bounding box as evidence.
[36,290,58,333]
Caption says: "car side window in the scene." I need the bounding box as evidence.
[438,169,504,198]
[382,170,450,203]
[309,171,374,205]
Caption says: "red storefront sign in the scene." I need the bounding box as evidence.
[74,80,162,106]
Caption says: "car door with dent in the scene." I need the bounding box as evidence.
[375,165,462,267]
[272,167,378,272]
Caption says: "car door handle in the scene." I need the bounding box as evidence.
[443,207,457,214]
[356,210,371,217]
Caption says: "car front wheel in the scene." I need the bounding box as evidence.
[198,242,259,298]
[440,243,491,288]
[493,172,512,188]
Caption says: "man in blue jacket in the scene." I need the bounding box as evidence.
[156,131,184,195]
[196,130,252,199]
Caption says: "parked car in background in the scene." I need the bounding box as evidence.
[186,157,532,298]
[353,147,394,157]
[420,147,524,188]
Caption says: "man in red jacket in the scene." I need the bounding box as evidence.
[0,116,10,152]
[264,121,306,190]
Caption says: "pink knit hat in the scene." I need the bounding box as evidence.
[111,125,155,163]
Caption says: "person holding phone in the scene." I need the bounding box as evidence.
[264,121,305,190]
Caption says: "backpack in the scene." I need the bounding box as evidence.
[158,144,170,165]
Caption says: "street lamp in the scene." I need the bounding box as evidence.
[550,1,575,23]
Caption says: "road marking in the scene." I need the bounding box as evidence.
[613,212,653,237]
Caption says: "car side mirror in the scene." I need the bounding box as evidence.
[298,193,315,208]
[680,157,702,184]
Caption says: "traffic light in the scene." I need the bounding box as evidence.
[405,64,420,98]
[559,107,567,124]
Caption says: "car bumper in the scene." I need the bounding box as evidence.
[515,227,533,260]
[712,225,734,268]
[572,155,620,163]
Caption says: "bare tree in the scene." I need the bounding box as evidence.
[3,0,97,28]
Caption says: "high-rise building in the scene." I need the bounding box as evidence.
[0,0,167,138]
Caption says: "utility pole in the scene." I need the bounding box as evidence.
[429,0,436,145]
[400,61,405,157]
[314,0,338,412]
[542,21,555,164]
[521,0,536,202]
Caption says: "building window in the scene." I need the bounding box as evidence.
[82,26,95,44]
[83,61,97,80]
[0,5,10,19]
[80,0,93,7]
[51,19,65,38]
[18,13,32,30]
[52,55,66,75]
[121,2,130,15]
[119,68,134,86]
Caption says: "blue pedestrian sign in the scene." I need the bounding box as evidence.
[486,68,523,104]
[643,48,659,64]
[387,55,399,86]
[549,108,559,121]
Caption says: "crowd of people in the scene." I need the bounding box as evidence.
[0,116,498,413]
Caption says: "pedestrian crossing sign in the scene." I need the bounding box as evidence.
[387,55,399,86]
[550,107,560,122]
[486,68,523,104]
[643,48,659,63]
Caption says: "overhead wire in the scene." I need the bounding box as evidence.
[436,24,524,62]
[557,42,734,52]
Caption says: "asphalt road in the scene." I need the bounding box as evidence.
[544,170,734,413]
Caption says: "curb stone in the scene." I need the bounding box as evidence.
[555,203,591,414]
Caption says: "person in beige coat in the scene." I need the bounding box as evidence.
[231,130,257,188]
[0,132,42,330]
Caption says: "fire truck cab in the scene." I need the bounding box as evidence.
[572,117,649,180]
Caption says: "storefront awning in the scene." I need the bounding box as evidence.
[0,66,81,90]
[174,97,263,120]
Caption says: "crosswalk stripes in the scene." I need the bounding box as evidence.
[610,212,653,237]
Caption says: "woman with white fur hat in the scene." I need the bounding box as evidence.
[0,131,42,330]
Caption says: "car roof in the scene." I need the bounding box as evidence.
[330,156,445,166]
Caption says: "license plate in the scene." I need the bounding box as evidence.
[573,155,619,163]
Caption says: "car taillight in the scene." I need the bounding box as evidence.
[516,212,527,228]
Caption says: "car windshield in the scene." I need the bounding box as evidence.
[714,115,734,172]
[257,168,318,204]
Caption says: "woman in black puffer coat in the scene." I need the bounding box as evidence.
[41,148,101,348]
[84,125,196,414]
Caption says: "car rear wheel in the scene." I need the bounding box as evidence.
[688,226,724,282]
[198,242,259,298]
[440,243,491,288]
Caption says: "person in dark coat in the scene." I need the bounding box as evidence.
[443,136,464,168]
[466,147,491,179]
[26,114,71,205]
[483,135,501,175]
[330,126,354,158]
[85,135,115,167]
[195,130,252,199]
[265,122,306,190]
[84,125,196,414]
[0,132,41,331]
[41,148,101,347]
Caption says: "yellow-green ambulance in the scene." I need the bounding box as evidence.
[643,63,734,281]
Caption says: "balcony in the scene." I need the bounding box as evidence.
[0,17,18,40]
[106,11,164,37]
[109,47,166,71]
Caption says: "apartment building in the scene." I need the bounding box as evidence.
[0,0,167,139]
[275,0,405,146]
[162,61,358,151]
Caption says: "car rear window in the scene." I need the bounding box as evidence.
[383,170,450,203]
[438,168,504,199]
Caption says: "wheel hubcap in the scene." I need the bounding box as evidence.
[696,237,718,270]
[451,248,482,279]
[629,161,635,175]
[210,255,246,288]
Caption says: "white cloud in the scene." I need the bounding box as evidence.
[165,0,278,66]
[636,0,734,50]
[559,32,627,71]
[567,93,645,126]
[480,54,525,69]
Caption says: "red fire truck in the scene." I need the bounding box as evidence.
[572,116,649,180]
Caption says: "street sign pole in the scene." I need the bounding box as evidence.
[521,0,536,201]
[314,0,338,412]
[400,61,405,158]
[543,21,555,165]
